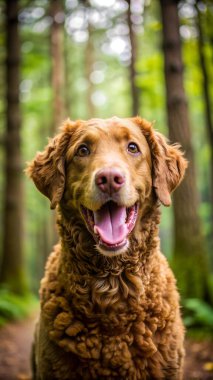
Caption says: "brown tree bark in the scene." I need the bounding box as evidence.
[49,0,66,252]
[159,0,210,301]
[0,0,27,294]
[127,0,140,116]
[50,0,65,133]
[195,0,213,246]
[85,24,96,118]
[64,30,71,118]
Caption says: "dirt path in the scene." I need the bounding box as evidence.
[0,316,213,380]
[0,315,37,380]
[184,339,213,380]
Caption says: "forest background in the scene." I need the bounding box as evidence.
[0,0,213,335]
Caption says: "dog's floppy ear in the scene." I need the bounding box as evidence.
[152,132,187,206]
[133,117,188,206]
[26,127,71,209]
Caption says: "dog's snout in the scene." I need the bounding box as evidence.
[95,168,125,194]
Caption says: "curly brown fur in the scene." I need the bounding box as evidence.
[27,117,187,380]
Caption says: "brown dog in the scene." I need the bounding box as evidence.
[27,117,187,380]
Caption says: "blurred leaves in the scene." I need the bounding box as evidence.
[0,288,38,327]
[203,362,213,372]
[183,298,213,329]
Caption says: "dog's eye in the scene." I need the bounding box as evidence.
[127,142,140,155]
[76,144,90,157]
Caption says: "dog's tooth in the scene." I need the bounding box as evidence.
[94,226,99,235]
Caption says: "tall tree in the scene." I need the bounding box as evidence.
[50,0,65,132]
[159,0,210,301]
[85,24,96,118]
[195,0,213,246]
[44,0,66,261]
[0,0,27,294]
[64,29,72,118]
[127,0,140,116]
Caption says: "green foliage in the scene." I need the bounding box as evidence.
[208,274,213,305]
[183,298,213,330]
[0,287,38,326]
[160,206,173,258]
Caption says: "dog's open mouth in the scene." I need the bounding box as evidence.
[81,201,138,252]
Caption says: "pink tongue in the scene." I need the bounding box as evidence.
[94,202,128,245]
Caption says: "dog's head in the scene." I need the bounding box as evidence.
[27,117,187,256]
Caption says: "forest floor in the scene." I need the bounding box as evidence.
[0,315,212,380]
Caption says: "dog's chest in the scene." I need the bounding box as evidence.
[40,250,168,378]
[45,314,158,380]
[43,296,160,379]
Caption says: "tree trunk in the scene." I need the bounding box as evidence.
[159,0,210,301]
[85,24,96,118]
[49,0,65,252]
[195,0,213,247]
[50,0,65,133]
[127,0,140,116]
[64,29,71,118]
[0,0,27,294]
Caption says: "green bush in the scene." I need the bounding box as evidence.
[0,287,38,326]
[183,298,213,330]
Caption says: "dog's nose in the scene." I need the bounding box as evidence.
[95,168,125,194]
